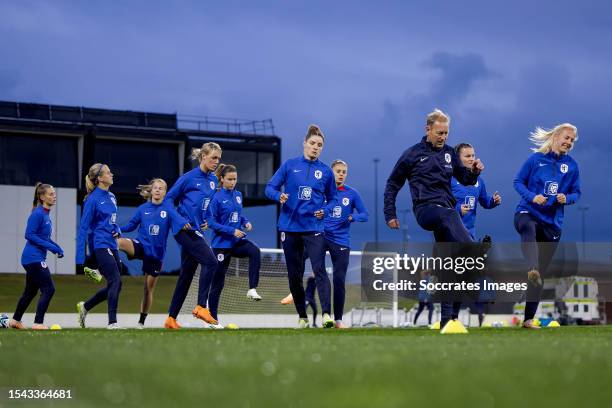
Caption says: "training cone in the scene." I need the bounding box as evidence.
[546,320,560,327]
[533,318,541,327]
[430,321,441,330]
[440,320,468,334]
[50,324,62,330]
[226,323,239,330]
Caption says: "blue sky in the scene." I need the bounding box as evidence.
[2,1,611,260]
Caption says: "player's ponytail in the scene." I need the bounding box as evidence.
[84,163,106,200]
[305,124,325,141]
[214,163,237,183]
[137,178,167,201]
[191,142,222,162]
[32,182,52,209]
[530,123,578,153]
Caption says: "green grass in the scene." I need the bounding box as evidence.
[0,327,611,407]
[0,274,396,315]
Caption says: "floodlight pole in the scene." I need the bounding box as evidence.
[578,205,589,260]
[374,158,380,246]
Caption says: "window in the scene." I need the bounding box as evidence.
[583,285,588,298]
[584,305,588,313]
[94,139,180,194]
[574,284,579,298]
[573,305,579,312]
[0,133,78,188]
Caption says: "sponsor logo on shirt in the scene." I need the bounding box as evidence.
[149,224,160,236]
[298,186,312,200]
[544,181,559,196]
[464,196,476,209]
[230,212,239,223]
[110,213,117,224]
[202,198,211,210]
[332,206,342,218]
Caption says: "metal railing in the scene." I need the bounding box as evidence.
[178,114,275,135]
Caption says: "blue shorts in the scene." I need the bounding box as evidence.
[127,239,162,277]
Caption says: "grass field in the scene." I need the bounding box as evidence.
[1,326,611,407]
[0,273,381,315]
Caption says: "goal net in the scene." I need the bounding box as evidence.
[179,248,401,328]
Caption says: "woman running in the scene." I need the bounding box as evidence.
[323,159,368,328]
[514,123,581,328]
[451,143,501,240]
[163,142,221,329]
[9,183,64,330]
[117,179,192,328]
[206,164,262,327]
[265,124,338,328]
[75,163,123,329]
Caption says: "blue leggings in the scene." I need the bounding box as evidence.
[514,212,561,320]
[13,262,56,324]
[168,229,218,318]
[208,239,261,320]
[84,249,122,324]
[325,239,350,321]
[281,232,331,318]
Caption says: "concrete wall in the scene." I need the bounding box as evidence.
[0,185,76,274]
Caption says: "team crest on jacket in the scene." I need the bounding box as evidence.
[281,232,285,242]
[217,253,225,262]
[560,164,568,173]
[236,196,242,204]
[160,210,167,218]
[342,197,350,206]
[41,261,47,268]
[210,181,215,189]
[444,153,451,163]
[314,170,322,179]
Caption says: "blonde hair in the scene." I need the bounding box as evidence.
[84,163,106,199]
[191,142,222,162]
[32,182,53,209]
[426,109,450,126]
[530,123,578,153]
[137,178,167,201]
[331,159,347,169]
[305,124,325,141]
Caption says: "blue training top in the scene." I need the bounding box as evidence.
[324,184,368,248]
[265,156,337,232]
[514,152,581,230]
[384,137,479,221]
[451,176,498,239]
[76,187,120,264]
[207,188,250,249]
[165,167,218,228]
[21,206,63,265]
[120,200,191,261]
